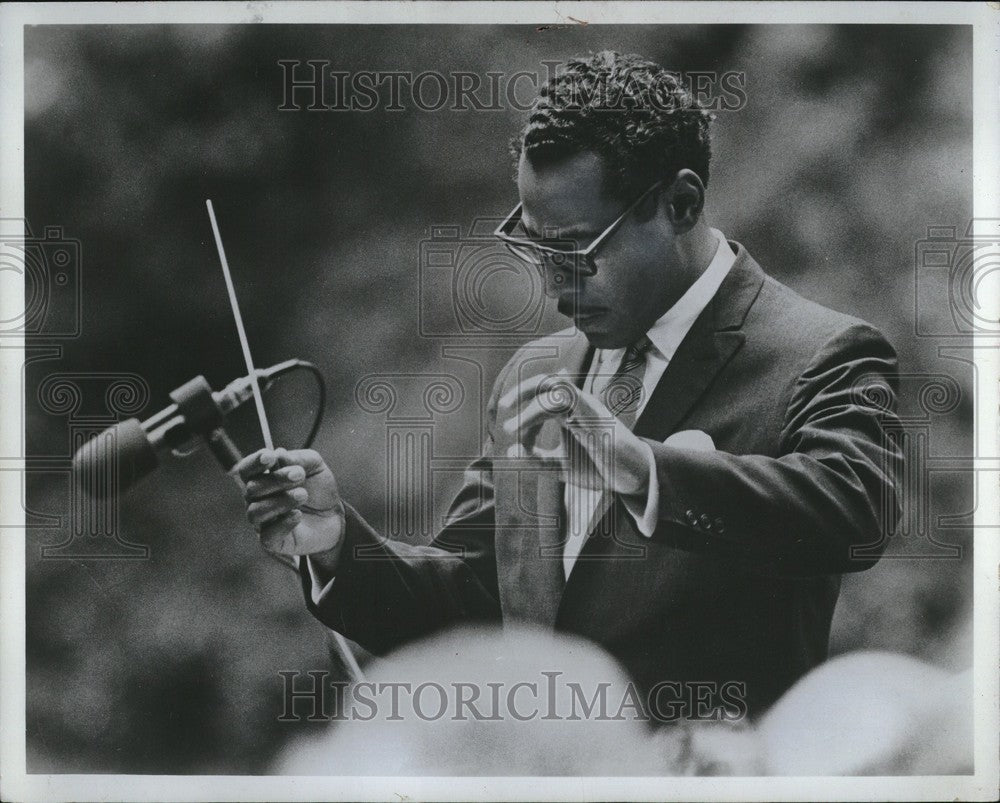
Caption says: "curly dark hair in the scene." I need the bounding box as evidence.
[511,51,715,199]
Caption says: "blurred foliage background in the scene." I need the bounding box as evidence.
[23,24,972,773]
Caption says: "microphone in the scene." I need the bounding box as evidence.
[72,359,300,498]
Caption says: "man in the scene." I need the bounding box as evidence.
[239,51,902,717]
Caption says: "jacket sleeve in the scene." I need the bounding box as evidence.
[299,376,507,655]
[643,323,903,575]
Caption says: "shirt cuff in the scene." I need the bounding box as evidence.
[300,554,338,606]
[621,440,659,538]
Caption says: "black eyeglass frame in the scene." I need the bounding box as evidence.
[493,178,666,278]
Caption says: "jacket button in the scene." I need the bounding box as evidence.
[685,509,698,526]
[699,514,712,530]
[715,517,725,534]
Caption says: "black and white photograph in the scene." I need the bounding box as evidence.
[0,2,997,801]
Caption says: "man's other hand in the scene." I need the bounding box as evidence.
[236,448,346,562]
[498,371,652,496]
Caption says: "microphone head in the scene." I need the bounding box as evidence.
[72,418,160,499]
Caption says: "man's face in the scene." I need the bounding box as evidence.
[516,150,683,349]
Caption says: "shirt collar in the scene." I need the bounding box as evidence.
[645,228,736,363]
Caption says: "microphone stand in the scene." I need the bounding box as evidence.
[166,374,243,472]
[142,370,367,684]
[173,374,367,685]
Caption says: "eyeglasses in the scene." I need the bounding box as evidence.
[493,179,665,278]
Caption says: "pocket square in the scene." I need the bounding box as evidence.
[663,429,715,451]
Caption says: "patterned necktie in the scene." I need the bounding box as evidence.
[600,335,653,430]
[561,334,654,578]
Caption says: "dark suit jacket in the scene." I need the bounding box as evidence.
[301,241,903,716]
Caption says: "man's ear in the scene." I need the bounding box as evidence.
[664,169,706,232]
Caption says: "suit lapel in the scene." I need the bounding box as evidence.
[632,313,744,441]
[634,245,762,442]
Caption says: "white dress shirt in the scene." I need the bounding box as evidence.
[561,229,736,577]
[309,230,737,598]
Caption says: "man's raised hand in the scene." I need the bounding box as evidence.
[497,371,652,496]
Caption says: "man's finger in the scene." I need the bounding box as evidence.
[531,443,565,462]
[244,465,308,501]
[505,441,565,471]
[502,394,563,435]
[236,447,327,483]
[498,369,576,409]
[509,384,624,460]
[501,374,579,437]
[268,448,327,475]
[497,372,550,410]
[247,488,308,528]
[234,448,278,482]
[501,400,555,458]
